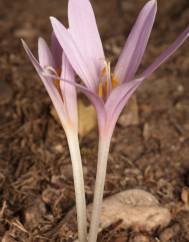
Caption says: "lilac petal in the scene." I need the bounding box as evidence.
[60,53,78,127]
[105,77,143,126]
[68,0,105,81]
[141,26,189,79]
[21,39,67,126]
[106,79,143,133]
[51,31,63,69]
[38,37,55,68]
[114,0,157,83]
[43,71,107,130]
[50,17,97,91]
[105,25,189,133]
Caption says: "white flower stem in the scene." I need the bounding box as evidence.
[88,132,111,242]
[66,129,87,242]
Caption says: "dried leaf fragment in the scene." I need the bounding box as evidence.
[78,100,97,137]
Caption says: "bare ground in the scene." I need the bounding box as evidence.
[0,0,189,241]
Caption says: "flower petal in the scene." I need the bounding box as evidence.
[68,0,105,80]
[21,39,67,127]
[51,31,63,69]
[43,71,107,130]
[107,79,143,133]
[60,53,78,128]
[38,37,55,68]
[50,17,97,91]
[105,25,189,133]
[141,26,189,79]
[114,0,157,83]
[105,77,143,126]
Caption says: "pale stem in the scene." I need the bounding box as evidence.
[88,131,112,242]
[66,129,87,242]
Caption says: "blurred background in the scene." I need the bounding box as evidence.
[0,0,189,241]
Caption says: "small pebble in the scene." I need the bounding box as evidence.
[132,234,150,242]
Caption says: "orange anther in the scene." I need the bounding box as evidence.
[111,75,119,88]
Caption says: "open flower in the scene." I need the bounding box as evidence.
[50,0,189,137]
[22,34,87,242]
[50,0,189,241]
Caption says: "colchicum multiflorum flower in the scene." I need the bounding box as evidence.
[50,0,189,241]
[22,33,87,242]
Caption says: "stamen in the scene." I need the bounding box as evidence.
[98,61,110,100]
[106,61,111,95]
[111,75,119,88]
[98,80,103,98]
[103,80,108,97]
[98,61,119,100]
[106,61,111,85]
[101,67,106,76]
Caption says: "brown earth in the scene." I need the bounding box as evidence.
[0,0,189,241]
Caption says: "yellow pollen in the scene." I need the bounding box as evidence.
[101,67,107,76]
[98,62,119,99]
[98,81,103,98]
[111,75,119,88]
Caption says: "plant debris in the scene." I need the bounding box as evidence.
[0,0,189,241]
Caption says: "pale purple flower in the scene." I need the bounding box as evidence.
[50,0,189,138]
[49,0,188,241]
[22,35,78,132]
[22,35,87,242]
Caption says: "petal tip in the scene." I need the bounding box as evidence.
[50,17,62,30]
[38,37,46,46]
[21,38,26,46]
[149,0,157,5]
[21,39,29,53]
[38,37,48,55]
[50,16,57,24]
[147,0,157,10]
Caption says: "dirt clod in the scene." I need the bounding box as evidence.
[131,234,150,242]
